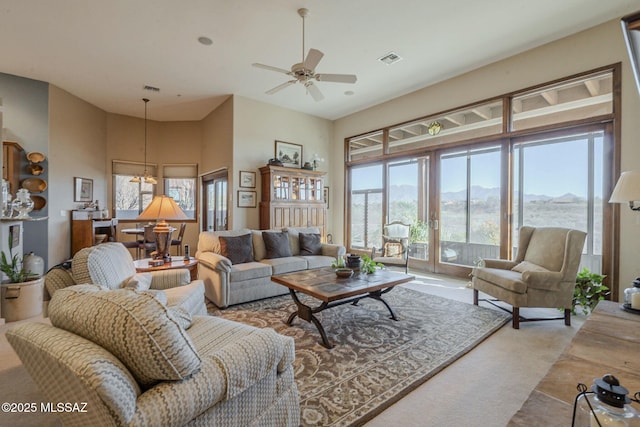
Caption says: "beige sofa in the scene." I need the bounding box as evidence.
[196,227,346,308]
[7,285,300,426]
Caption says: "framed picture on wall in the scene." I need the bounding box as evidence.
[275,140,303,168]
[74,177,93,202]
[237,190,257,208]
[239,170,256,188]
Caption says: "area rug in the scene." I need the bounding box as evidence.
[209,285,510,426]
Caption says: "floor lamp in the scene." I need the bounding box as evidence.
[137,195,188,264]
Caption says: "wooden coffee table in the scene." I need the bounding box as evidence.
[271,267,414,348]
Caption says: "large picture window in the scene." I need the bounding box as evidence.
[163,164,197,220]
[112,160,156,219]
[345,65,618,292]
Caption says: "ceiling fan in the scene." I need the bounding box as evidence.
[252,8,357,101]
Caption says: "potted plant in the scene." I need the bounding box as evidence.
[360,254,384,274]
[0,235,44,322]
[572,267,608,315]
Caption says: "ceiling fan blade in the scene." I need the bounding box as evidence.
[266,80,297,95]
[316,73,357,84]
[252,63,291,75]
[305,82,324,102]
[303,48,324,71]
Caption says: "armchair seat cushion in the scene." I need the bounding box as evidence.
[474,267,527,294]
[49,285,201,387]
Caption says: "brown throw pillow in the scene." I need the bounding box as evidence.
[299,233,322,255]
[262,231,292,259]
[383,242,403,258]
[219,234,254,264]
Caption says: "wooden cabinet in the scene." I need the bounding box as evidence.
[2,141,24,195]
[259,165,326,237]
[71,212,118,255]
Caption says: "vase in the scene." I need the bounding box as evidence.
[11,188,34,219]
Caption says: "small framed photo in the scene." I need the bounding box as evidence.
[74,177,93,202]
[237,190,257,208]
[324,186,329,209]
[239,170,256,188]
[275,140,303,168]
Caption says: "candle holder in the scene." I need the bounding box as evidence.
[623,277,640,314]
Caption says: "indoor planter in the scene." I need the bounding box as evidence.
[0,236,44,322]
[572,267,608,315]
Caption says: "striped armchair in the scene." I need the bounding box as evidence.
[44,242,206,317]
[7,285,300,426]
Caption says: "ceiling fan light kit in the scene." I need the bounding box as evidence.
[252,8,357,101]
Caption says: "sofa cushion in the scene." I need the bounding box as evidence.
[299,233,322,255]
[262,231,292,259]
[219,233,254,264]
[252,229,281,261]
[286,227,321,255]
[196,228,252,255]
[72,242,137,289]
[300,255,335,269]
[49,285,201,388]
[260,257,307,275]
[229,262,273,282]
[474,267,527,294]
[383,241,403,257]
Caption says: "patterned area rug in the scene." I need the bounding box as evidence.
[209,286,509,427]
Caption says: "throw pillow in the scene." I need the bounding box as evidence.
[383,242,403,258]
[262,231,292,259]
[48,287,201,387]
[299,233,322,255]
[219,234,254,264]
[125,272,152,291]
[511,261,549,274]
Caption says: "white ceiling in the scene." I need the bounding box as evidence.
[1,0,638,122]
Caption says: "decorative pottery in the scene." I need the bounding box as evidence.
[346,254,361,269]
[23,252,45,277]
[335,268,354,278]
[28,164,44,175]
[21,178,47,193]
[31,195,46,211]
[11,188,34,218]
[26,152,46,163]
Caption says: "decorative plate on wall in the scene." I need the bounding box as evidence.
[21,178,47,193]
[26,152,46,163]
[31,195,46,210]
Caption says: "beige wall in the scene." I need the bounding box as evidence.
[106,113,203,253]
[233,96,333,230]
[332,18,640,299]
[48,85,107,266]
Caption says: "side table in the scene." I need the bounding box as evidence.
[133,257,198,281]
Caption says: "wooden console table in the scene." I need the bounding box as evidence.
[508,300,640,426]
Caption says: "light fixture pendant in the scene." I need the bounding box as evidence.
[130,98,157,184]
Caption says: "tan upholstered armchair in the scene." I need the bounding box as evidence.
[371,221,411,273]
[472,226,587,329]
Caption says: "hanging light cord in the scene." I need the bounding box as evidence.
[143,98,149,173]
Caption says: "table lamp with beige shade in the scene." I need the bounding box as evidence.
[609,170,640,211]
[137,195,187,264]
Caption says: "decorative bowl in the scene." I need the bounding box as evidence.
[28,164,44,175]
[26,151,46,163]
[335,268,354,278]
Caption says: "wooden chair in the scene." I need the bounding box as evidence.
[171,223,187,256]
[472,226,587,329]
[371,221,411,273]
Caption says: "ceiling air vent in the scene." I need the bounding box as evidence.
[378,52,402,65]
[143,85,160,92]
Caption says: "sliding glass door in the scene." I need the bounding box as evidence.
[437,145,502,274]
[512,128,607,273]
